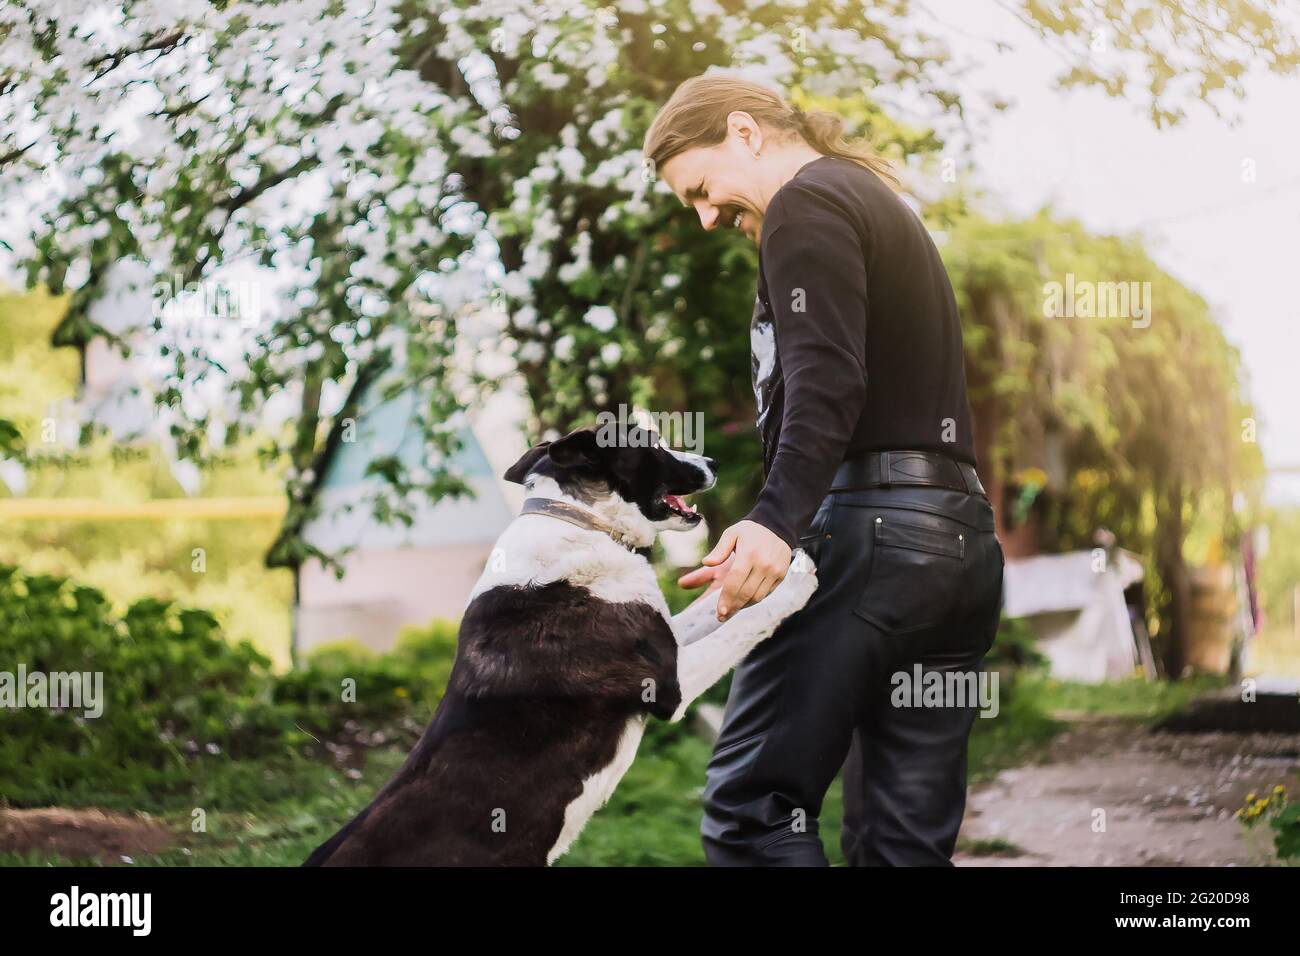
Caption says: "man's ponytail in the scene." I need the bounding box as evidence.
[793,108,900,191]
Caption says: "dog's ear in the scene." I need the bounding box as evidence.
[503,442,551,485]
[547,428,605,470]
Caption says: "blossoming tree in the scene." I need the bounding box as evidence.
[1,0,1294,567]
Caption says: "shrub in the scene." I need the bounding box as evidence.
[273,621,459,739]
[0,563,459,808]
[0,566,286,767]
[986,614,1049,671]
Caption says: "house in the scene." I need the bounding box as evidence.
[294,381,525,655]
[47,265,533,657]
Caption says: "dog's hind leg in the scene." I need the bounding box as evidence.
[670,554,817,721]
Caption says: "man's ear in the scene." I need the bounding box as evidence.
[548,428,604,470]
[503,442,551,484]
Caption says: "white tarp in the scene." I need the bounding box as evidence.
[1003,549,1145,683]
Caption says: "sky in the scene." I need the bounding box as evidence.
[924,0,1300,505]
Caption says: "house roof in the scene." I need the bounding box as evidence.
[301,382,514,553]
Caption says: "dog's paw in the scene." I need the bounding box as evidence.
[772,549,819,611]
[789,547,817,578]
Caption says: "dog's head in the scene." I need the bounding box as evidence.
[504,424,716,533]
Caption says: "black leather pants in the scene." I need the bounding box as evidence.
[701,485,1005,866]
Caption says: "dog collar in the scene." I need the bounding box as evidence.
[520,497,651,558]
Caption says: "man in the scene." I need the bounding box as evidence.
[645,75,1004,865]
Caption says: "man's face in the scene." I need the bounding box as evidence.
[659,118,769,244]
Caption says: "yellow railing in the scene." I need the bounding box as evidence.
[0,497,287,520]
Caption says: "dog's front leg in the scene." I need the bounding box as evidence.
[671,588,727,647]
[670,554,818,721]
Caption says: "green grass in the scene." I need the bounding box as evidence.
[961,672,1230,785]
[966,678,1065,784]
[557,721,850,867]
[558,727,714,866]
[0,682,1057,867]
[955,835,1024,857]
[0,747,408,868]
[1019,672,1229,720]
[5,661,1233,867]
[159,749,408,867]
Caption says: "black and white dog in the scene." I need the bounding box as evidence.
[304,424,817,866]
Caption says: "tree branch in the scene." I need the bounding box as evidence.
[88,29,188,82]
[218,154,319,214]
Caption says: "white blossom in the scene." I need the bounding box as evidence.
[583,305,618,332]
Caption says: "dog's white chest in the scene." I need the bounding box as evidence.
[545,715,647,865]
[468,517,670,620]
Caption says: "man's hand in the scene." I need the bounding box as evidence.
[677,554,733,595]
[677,520,792,621]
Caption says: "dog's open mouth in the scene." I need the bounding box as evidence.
[661,493,699,520]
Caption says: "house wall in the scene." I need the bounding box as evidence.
[85,337,132,393]
[297,544,494,653]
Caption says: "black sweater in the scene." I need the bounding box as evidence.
[743,156,976,548]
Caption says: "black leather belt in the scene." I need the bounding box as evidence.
[830,449,986,497]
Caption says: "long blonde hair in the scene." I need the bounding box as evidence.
[643,75,900,191]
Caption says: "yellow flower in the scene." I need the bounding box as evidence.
[395,686,409,699]
[1013,467,1048,487]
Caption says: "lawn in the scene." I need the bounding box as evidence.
[2,670,1104,868]
[2,559,1228,867]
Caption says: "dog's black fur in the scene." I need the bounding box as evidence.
[304,582,680,866]
[303,425,708,867]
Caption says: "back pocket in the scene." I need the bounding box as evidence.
[796,497,836,568]
[853,514,965,635]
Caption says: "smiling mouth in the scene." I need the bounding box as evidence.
[661,493,699,520]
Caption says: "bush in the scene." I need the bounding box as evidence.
[273,621,459,739]
[0,565,285,766]
[986,614,1049,672]
[0,563,458,809]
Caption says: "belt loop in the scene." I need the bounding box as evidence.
[879,450,892,487]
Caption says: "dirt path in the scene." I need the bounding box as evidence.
[0,807,174,864]
[955,715,1300,866]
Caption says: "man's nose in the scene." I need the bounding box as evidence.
[696,204,719,231]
